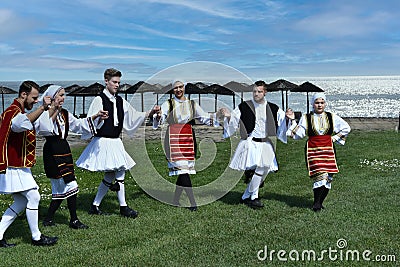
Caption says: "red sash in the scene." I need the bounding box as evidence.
[167,124,195,162]
[306,135,338,177]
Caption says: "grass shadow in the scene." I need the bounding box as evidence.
[263,192,312,209]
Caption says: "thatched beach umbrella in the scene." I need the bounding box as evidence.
[118,83,132,100]
[67,82,103,117]
[157,82,209,104]
[39,83,54,93]
[290,81,324,114]
[126,81,158,111]
[64,84,82,93]
[186,82,209,104]
[151,83,164,105]
[223,81,252,107]
[267,79,298,110]
[204,84,234,112]
[0,86,18,112]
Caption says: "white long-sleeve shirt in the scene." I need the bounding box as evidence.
[153,96,219,128]
[223,100,288,144]
[35,110,98,139]
[287,112,351,145]
[86,89,146,138]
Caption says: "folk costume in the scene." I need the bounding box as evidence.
[0,98,55,244]
[153,95,219,210]
[76,88,146,218]
[223,99,289,207]
[287,93,350,211]
[35,85,98,229]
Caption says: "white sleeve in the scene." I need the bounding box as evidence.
[276,108,288,144]
[286,115,307,140]
[194,102,220,127]
[332,114,351,145]
[11,113,34,132]
[223,107,240,138]
[34,111,55,136]
[86,96,103,118]
[122,99,146,137]
[69,112,98,138]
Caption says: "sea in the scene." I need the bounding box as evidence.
[1,76,399,118]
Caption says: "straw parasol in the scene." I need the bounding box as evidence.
[67,82,104,117]
[223,81,252,107]
[157,82,210,106]
[0,86,18,112]
[267,79,298,110]
[119,83,132,100]
[204,83,234,112]
[39,83,54,93]
[125,81,158,111]
[64,84,82,93]
[290,81,324,114]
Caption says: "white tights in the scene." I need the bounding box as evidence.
[242,167,269,200]
[0,189,41,240]
[93,170,127,207]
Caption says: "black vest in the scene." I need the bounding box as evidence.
[238,100,279,137]
[95,92,124,138]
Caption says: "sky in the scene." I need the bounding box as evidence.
[1,0,400,83]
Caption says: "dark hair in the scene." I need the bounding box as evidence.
[254,80,267,87]
[19,80,39,96]
[104,68,122,81]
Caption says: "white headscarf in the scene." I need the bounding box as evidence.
[39,85,63,102]
[39,85,65,126]
[312,92,326,104]
[171,79,186,89]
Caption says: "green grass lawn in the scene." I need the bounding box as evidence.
[0,130,399,266]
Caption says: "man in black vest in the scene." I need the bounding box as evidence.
[76,68,159,218]
[219,80,293,209]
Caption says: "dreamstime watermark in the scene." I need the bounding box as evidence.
[257,238,397,263]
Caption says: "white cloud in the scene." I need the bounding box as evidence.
[294,9,395,38]
[53,40,164,51]
[0,43,22,55]
[127,23,209,42]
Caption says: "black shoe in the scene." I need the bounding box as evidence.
[43,219,56,227]
[312,202,322,212]
[120,206,138,218]
[88,205,103,215]
[240,197,251,205]
[32,234,58,246]
[248,198,264,208]
[187,206,198,212]
[69,220,88,229]
[0,238,16,248]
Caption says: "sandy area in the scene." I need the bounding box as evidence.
[35,117,399,156]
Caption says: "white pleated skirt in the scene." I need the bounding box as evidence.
[0,167,39,194]
[168,160,196,176]
[50,179,79,200]
[229,138,278,171]
[76,137,135,172]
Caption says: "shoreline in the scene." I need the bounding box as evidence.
[35,117,398,156]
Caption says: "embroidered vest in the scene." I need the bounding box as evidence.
[0,99,36,172]
[306,112,334,136]
[166,98,196,125]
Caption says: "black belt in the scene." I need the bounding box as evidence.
[252,137,268,142]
